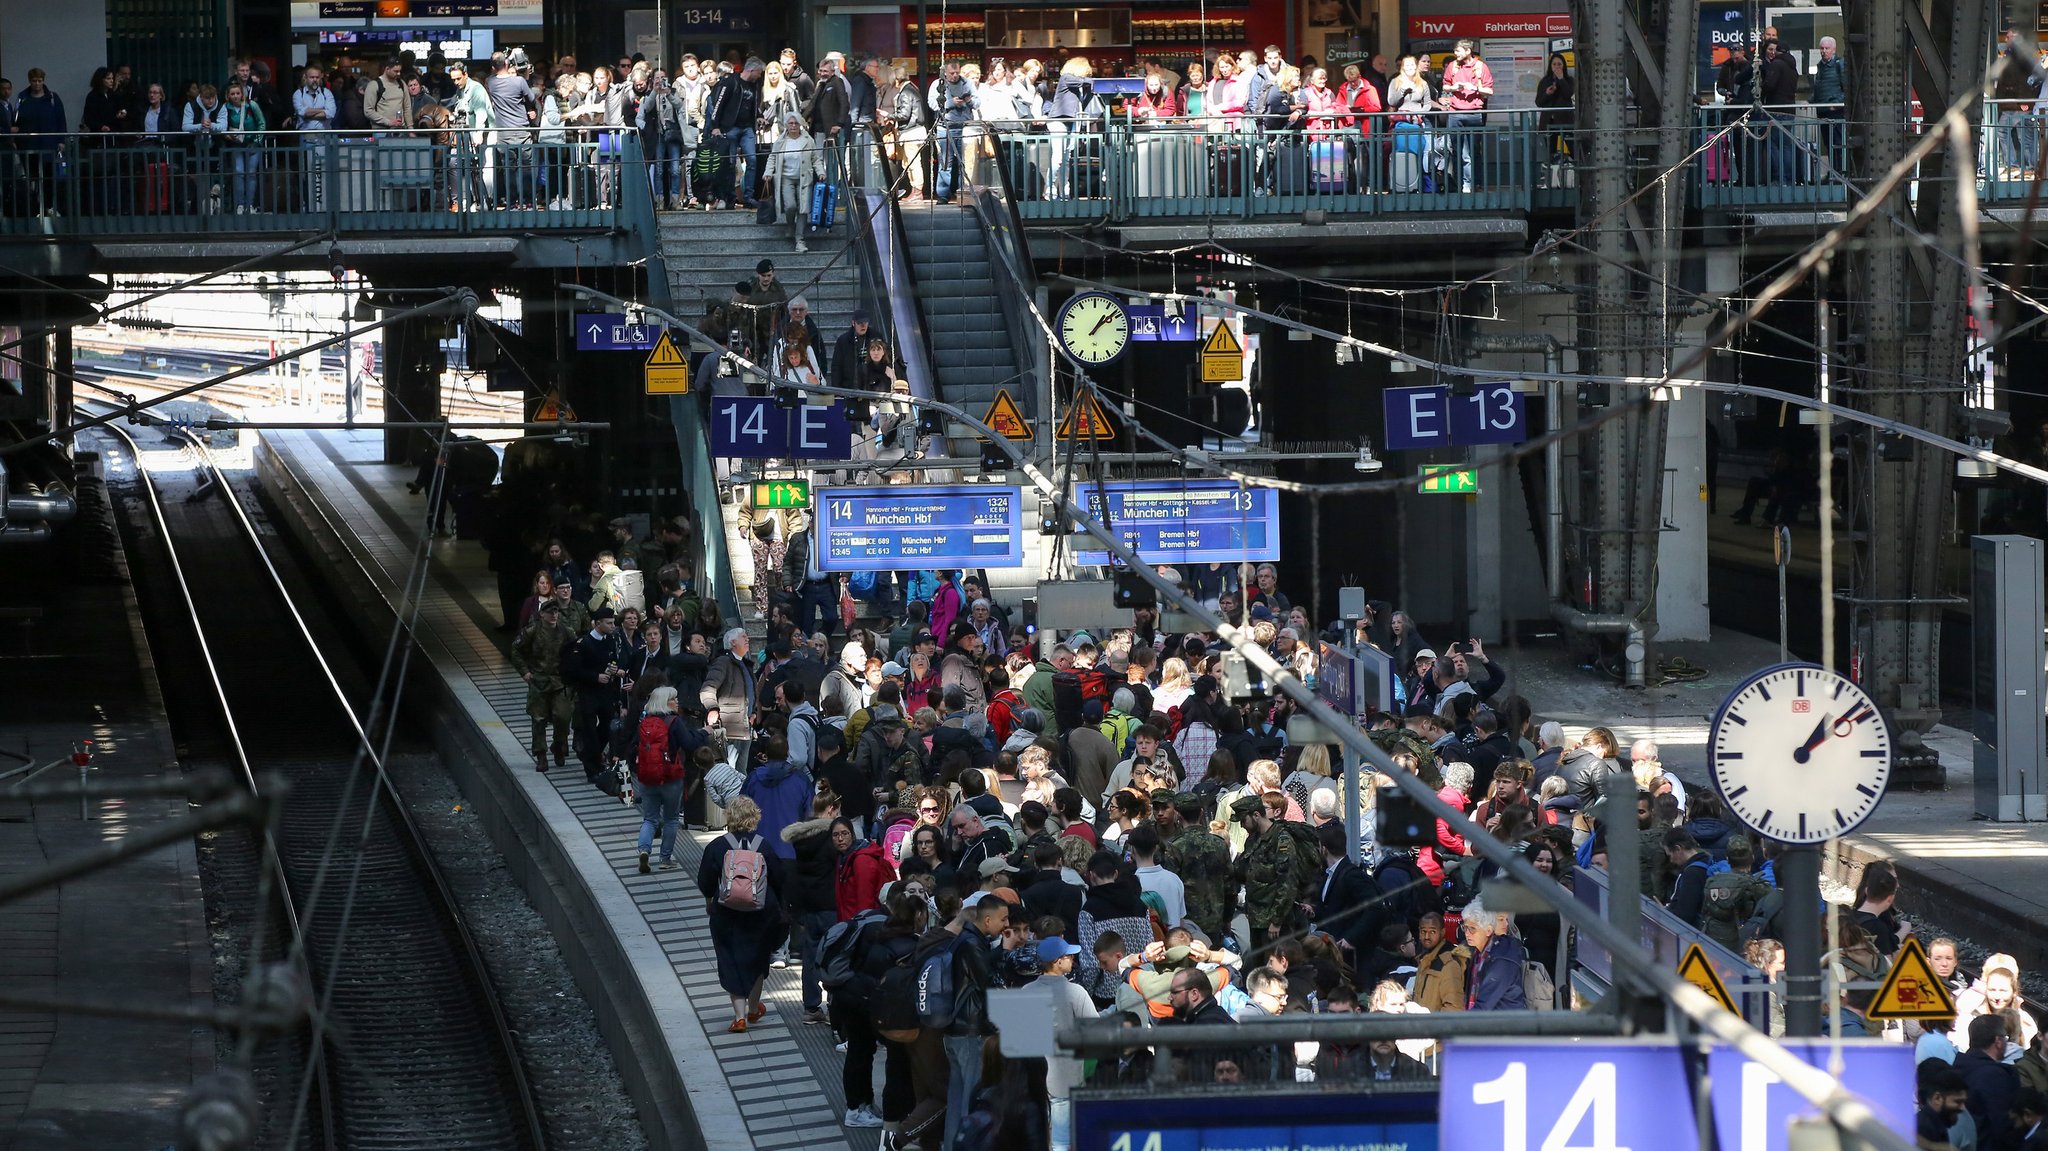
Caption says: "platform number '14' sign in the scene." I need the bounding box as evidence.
[1444,1041,1917,1151]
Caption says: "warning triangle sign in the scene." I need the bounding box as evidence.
[1865,937,1959,1020]
[645,329,687,368]
[983,388,1033,441]
[1057,392,1118,442]
[1201,321,1244,359]
[1677,942,1739,1014]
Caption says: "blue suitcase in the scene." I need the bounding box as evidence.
[808,181,837,229]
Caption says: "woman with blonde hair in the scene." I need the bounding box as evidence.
[1153,657,1194,714]
[1047,55,1096,200]
[758,60,803,136]
[696,795,788,1031]
[1283,743,1338,814]
[878,63,928,201]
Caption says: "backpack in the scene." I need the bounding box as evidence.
[1702,870,1768,948]
[980,810,1017,853]
[1523,961,1557,1010]
[819,909,887,994]
[717,833,769,911]
[873,945,926,1039]
[914,939,958,1029]
[1374,853,1444,921]
[635,715,682,786]
[1278,820,1323,903]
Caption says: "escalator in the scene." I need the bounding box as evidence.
[898,202,1031,422]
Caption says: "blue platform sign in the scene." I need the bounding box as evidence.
[1443,1040,1915,1151]
[1384,381,1527,450]
[1073,480,1280,567]
[815,485,1025,572]
[1075,1088,1438,1151]
[574,313,663,352]
[711,397,853,460]
[1449,383,1528,445]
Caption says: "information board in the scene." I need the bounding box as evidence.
[815,485,1025,572]
[1074,1089,1438,1151]
[1073,480,1280,567]
[1442,1039,1913,1151]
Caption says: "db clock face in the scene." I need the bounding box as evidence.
[1056,293,1131,365]
[1708,663,1893,845]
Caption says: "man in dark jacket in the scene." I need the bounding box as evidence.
[562,606,623,789]
[1167,966,1246,1082]
[1662,828,1713,926]
[1311,821,1382,963]
[1019,840,1083,934]
[946,895,1013,1150]
[704,59,761,206]
[950,806,1010,879]
[829,309,875,392]
[1958,1014,2020,1144]
[1755,40,1801,184]
[780,793,841,1022]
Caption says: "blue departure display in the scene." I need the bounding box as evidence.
[1074,480,1280,567]
[816,486,1025,572]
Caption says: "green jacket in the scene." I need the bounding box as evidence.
[1235,822,1304,932]
[1170,826,1235,939]
[511,616,571,688]
[1022,659,1059,715]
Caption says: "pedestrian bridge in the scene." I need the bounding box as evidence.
[0,128,655,275]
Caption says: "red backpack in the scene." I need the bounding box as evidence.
[634,715,683,786]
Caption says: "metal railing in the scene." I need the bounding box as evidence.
[1571,865,1775,1032]
[0,127,638,235]
[989,109,1550,222]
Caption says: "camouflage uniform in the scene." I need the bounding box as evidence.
[511,610,574,769]
[1169,824,1236,940]
[1234,812,1305,947]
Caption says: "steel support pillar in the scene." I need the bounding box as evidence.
[1566,0,1692,635]
[1840,0,1983,775]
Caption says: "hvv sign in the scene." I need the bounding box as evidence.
[1406,13,1573,38]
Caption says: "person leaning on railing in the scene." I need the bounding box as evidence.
[219,82,267,214]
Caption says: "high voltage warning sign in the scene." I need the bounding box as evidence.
[644,329,691,395]
[1200,321,1245,383]
[983,389,1032,440]
[1058,393,1118,441]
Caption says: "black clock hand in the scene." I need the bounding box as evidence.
[1793,714,1831,764]
[1088,310,1114,335]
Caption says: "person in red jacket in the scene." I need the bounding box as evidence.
[833,817,893,920]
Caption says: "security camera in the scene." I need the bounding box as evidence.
[1354,441,1384,473]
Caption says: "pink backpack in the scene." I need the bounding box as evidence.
[718,833,769,911]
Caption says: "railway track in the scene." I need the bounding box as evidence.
[97,414,546,1150]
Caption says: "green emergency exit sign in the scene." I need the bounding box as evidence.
[751,480,811,509]
[1418,466,1478,495]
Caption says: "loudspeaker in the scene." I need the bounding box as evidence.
[1113,570,1156,609]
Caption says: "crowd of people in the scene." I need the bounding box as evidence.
[6,30,1896,221]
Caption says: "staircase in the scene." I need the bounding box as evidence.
[899,203,1026,420]
[656,210,864,341]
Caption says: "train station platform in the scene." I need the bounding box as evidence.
[252,429,863,1151]
[0,463,213,1148]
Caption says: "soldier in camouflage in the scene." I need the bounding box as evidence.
[511,598,574,771]
[545,577,591,636]
[1165,792,1235,942]
[1231,792,1304,959]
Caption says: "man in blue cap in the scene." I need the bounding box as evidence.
[1034,936,1096,1151]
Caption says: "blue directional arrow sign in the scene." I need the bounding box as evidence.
[1159,306,1198,342]
[574,312,663,352]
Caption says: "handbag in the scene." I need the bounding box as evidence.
[756,197,776,224]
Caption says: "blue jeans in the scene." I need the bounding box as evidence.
[636,779,683,861]
[943,1032,983,1151]
[2006,109,2041,174]
[934,121,967,201]
[1764,111,1798,184]
[650,139,685,200]
[495,134,535,206]
[717,128,757,203]
[798,908,838,1011]
[1445,112,1485,190]
[230,148,262,209]
[1049,1096,1070,1151]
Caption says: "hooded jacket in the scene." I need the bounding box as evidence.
[742,760,814,859]
[835,838,892,920]
[1076,881,1154,1003]
[781,816,840,914]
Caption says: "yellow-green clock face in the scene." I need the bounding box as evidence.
[1058,293,1130,365]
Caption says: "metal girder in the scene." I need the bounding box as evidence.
[1841,0,1984,750]
[1567,0,1690,624]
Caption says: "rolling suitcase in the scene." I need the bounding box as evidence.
[1391,125,1426,192]
[808,179,837,228]
[1310,139,1347,192]
[1272,140,1310,195]
[1213,144,1246,196]
[142,161,173,213]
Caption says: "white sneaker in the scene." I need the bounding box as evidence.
[770,946,791,969]
[845,1106,883,1128]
